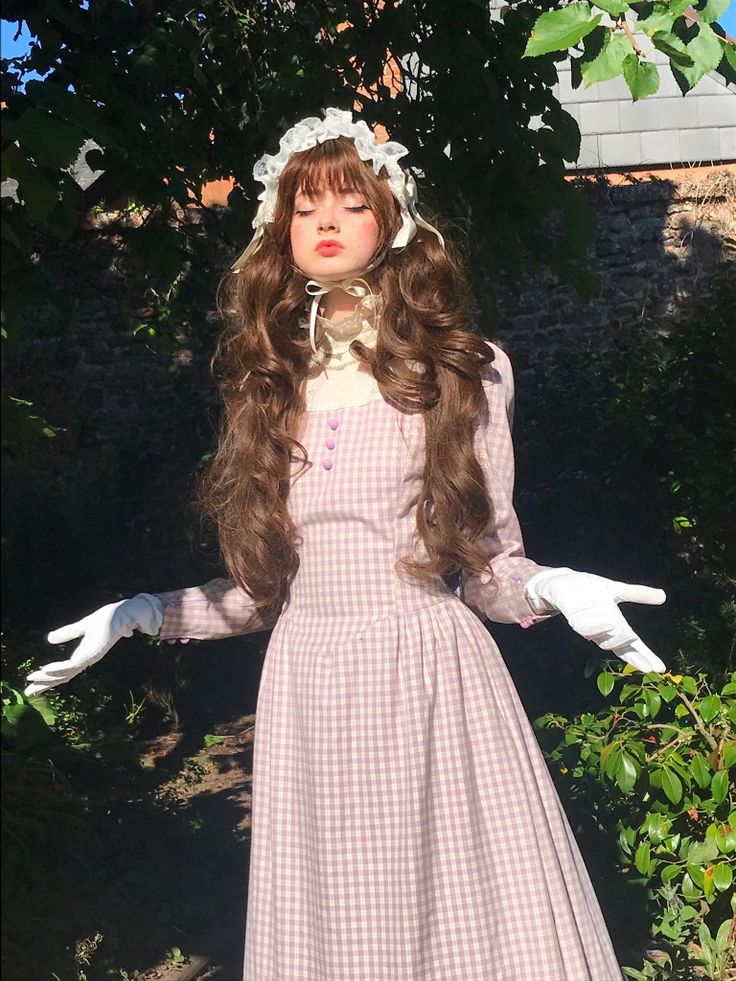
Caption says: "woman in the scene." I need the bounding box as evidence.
[25,107,667,981]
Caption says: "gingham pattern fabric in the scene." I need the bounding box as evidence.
[155,343,623,981]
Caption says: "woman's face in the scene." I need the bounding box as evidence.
[290,184,380,282]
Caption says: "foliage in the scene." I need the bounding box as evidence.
[524,0,736,99]
[515,262,736,978]
[4,0,734,356]
[517,261,736,674]
[536,662,736,979]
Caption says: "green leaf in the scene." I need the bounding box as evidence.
[682,872,701,901]
[715,821,736,854]
[688,838,719,864]
[636,0,691,33]
[724,743,736,769]
[604,746,622,780]
[523,4,603,58]
[691,755,712,789]
[721,683,736,697]
[711,770,729,805]
[644,690,662,719]
[715,916,732,951]
[23,80,122,150]
[591,0,629,13]
[651,31,695,67]
[722,36,736,73]
[681,676,698,696]
[703,865,716,901]
[616,752,639,793]
[697,0,731,24]
[658,684,678,703]
[4,108,88,170]
[699,920,713,949]
[698,695,721,723]
[581,30,632,86]
[660,863,680,883]
[622,53,660,101]
[672,22,724,90]
[661,768,683,805]
[597,671,615,696]
[1,143,58,225]
[635,840,652,874]
[687,862,705,888]
[712,863,733,891]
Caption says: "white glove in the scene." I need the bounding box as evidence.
[24,593,164,698]
[523,567,667,674]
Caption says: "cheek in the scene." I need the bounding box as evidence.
[358,216,380,250]
[290,221,309,255]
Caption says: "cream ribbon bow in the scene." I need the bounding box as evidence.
[303,276,376,356]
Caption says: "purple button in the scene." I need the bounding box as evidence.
[519,616,535,629]
[325,437,335,450]
[328,418,339,430]
[322,458,333,470]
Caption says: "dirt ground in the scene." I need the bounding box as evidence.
[135,712,257,981]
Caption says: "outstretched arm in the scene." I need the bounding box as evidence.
[24,577,276,697]
[154,577,276,642]
[461,341,667,674]
[459,341,557,629]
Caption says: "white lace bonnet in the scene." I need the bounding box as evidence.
[229,106,445,273]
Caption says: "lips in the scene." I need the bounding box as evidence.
[316,240,343,254]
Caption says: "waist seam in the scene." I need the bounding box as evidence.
[278,593,462,627]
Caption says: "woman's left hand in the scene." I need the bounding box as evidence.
[523,567,667,673]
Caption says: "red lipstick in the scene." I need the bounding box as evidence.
[316,240,343,255]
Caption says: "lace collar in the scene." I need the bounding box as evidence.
[304,293,383,371]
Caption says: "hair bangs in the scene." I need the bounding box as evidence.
[292,136,377,200]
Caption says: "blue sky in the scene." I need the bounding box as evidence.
[2,4,736,68]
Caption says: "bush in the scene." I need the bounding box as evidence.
[536,663,735,979]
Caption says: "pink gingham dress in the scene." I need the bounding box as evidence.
[155,342,623,981]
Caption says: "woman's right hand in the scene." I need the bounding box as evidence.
[24,593,164,698]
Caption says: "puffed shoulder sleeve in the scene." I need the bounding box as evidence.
[153,578,277,642]
[460,342,558,628]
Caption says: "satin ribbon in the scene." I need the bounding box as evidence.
[303,276,377,356]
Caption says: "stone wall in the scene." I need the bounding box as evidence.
[491,167,735,377]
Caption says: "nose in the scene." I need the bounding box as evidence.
[317,206,339,233]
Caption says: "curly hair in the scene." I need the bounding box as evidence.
[196,135,498,628]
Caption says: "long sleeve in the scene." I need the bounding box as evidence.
[153,577,277,642]
[459,342,558,628]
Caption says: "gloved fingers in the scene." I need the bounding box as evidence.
[24,681,52,698]
[47,620,88,645]
[567,608,620,643]
[595,621,640,651]
[610,582,667,607]
[23,666,82,696]
[25,660,83,683]
[614,638,667,674]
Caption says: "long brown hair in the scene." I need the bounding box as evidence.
[197,135,498,628]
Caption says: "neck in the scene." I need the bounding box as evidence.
[318,287,361,322]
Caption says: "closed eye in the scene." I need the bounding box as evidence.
[293,205,370,216]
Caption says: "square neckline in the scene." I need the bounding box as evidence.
[304,393,387,415]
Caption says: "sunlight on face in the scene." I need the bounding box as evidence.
[290,186,380,281]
